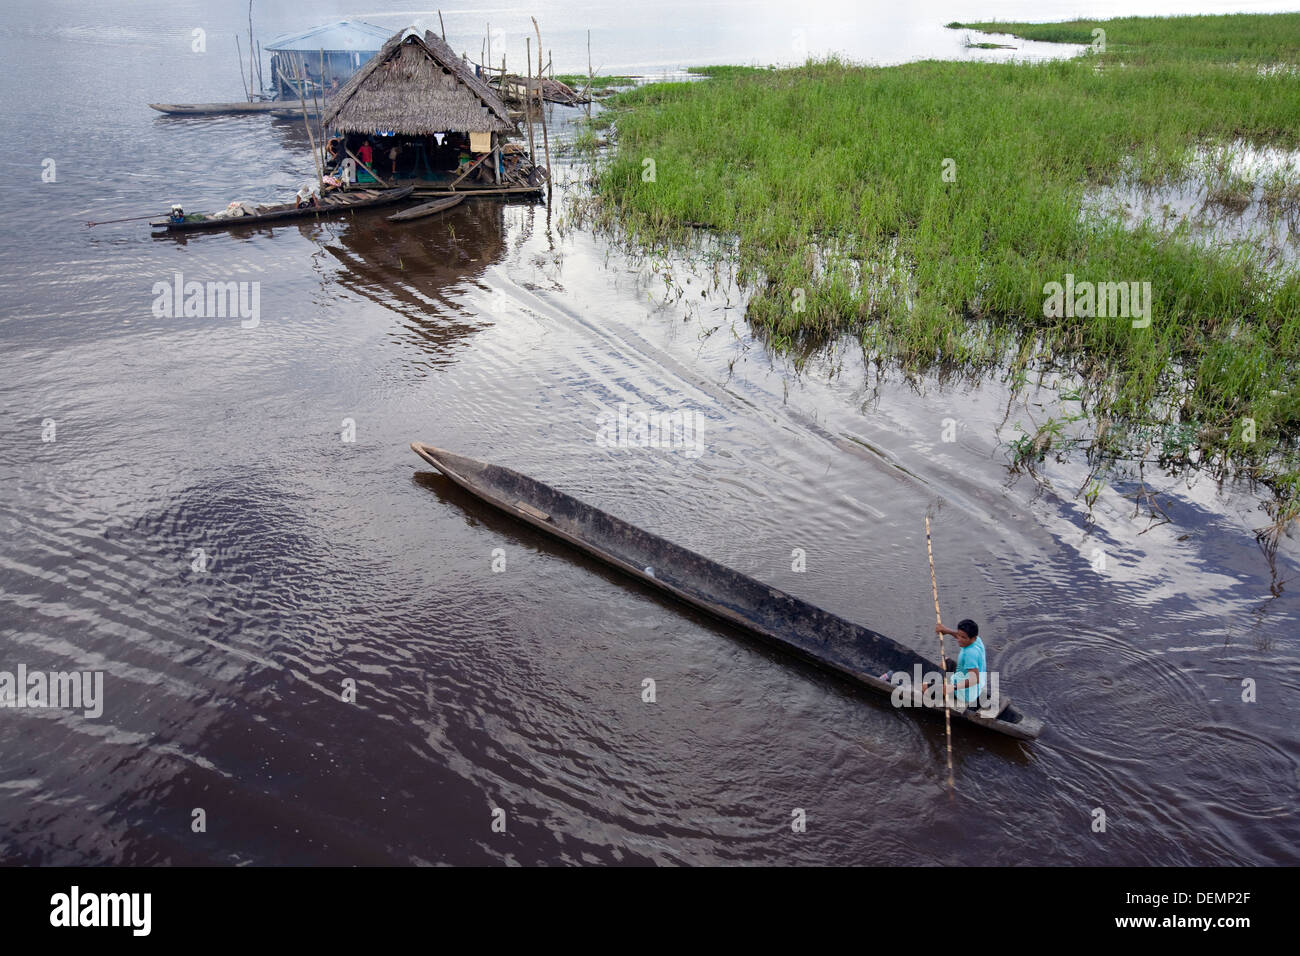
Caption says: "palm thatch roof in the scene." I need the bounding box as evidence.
[323,29,513,135]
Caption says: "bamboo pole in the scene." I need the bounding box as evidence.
[248,1,255,99]
[588,30,593,118]
[925,516,956,792]
[235,35,251,101]
[447,146,499,190]
[531,18,551,194]
[296,78,324,190]
[313,49,326,163]
[525,38,536,167]
[438,10,446,41]
[345,146,393,188]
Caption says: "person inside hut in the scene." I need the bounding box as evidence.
[357,138,374,168]
[388,142,401,178]
[325,138,342,171]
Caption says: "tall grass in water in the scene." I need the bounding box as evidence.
[584,14,1300,533]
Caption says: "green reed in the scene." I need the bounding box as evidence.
[579,14,1300,530]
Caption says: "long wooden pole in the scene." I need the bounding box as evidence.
[345,146,393,188]
[248,1,255,99]
[525,38,536,166]
[926,516,956,791]
[235,35,251,101]
[296,79,323,190]
[532,18,551,195]
[447,146,499,190]
[315,48,327,156]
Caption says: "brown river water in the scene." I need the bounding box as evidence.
[1,0,1297,865]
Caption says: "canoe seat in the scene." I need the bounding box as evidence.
[515,500,550,522]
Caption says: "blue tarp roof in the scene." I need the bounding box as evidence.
[264,20,391,53]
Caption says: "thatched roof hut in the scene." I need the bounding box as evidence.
[323,28,513,135]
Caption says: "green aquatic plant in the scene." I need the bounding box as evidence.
[576,14,1300,514]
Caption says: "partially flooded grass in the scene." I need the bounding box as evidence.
[554,73,638,94]
[575,13,1300,540]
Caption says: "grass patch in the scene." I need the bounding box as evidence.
[579,14,1300,533]
[948,13,1300,63]
[554,73,638,93]
[687,65,775,78]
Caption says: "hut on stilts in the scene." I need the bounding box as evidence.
[321,28,547,198]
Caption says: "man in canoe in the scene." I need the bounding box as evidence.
[882,618,987,708]
[938,619,986,707]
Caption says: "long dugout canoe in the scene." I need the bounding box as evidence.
[149,100,330,115]
[151,186,414,232]
[409,443,1045,741]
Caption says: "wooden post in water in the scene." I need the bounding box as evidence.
[588,30,593,119]
[235,35,251,101]
[296,79,324,191]
[926,515,956,792]
[248,1,256,99]
[531,18,551,195]
[525,38,536,168]
[313,49,327,162]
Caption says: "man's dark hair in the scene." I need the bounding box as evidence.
[957,619,979,639]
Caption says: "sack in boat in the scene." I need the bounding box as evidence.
[212,201,257,219]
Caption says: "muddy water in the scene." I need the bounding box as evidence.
[1,0,1297,865]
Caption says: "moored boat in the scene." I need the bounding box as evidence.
[409,443,1045,741]
[151,186,414,232]
[148,100,329,116]
[387,194,465,222]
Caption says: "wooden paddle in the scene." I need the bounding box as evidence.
[926,515,956,791]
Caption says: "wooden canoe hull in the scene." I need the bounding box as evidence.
[387,194,465,222]
[150,186,414,232]
[149,101,329,115]
[409,443,1045,741]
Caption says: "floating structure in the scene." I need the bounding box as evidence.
[148,20,389,115]
[321,28,546,197]
[264,20,392,100]
[486,71,590,107]
[409,443,1045,741]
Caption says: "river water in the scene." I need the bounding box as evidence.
[1,0,1297,865]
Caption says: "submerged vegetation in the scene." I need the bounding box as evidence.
[554,73,637,94]
[578,13,1300,538]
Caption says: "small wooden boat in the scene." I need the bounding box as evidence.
[149,100,329,115]
[410,443,1045,741]
[387,194,465,223]
[151,186,414,232]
